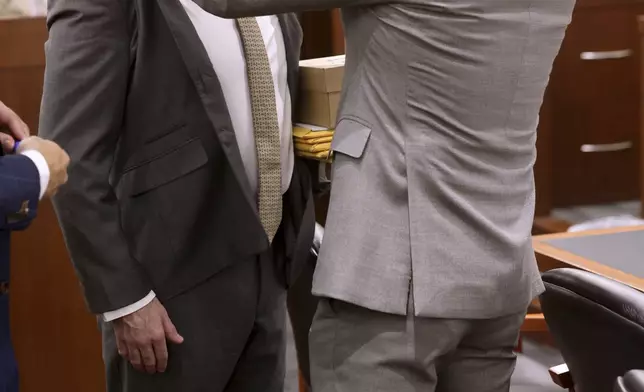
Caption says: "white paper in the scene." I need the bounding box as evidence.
[295,123,330,132]
[568,215,644,233]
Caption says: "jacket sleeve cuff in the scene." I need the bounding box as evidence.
[20,150,50,200]
[102,290,156,322]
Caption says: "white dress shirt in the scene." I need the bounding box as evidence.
[103,0,294,321]
[20,150,49,200]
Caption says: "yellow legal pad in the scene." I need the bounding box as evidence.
[295,142,332,153]
[293,124,335,162]
[295,136,333,145]
[296,150,333,161]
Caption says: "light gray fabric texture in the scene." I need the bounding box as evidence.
[200,0,576,318]
[310,295,526,391]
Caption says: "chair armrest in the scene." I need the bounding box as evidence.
[616,369,644,392]
[550,363,574,390]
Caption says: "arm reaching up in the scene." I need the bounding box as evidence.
[195,0,388,17]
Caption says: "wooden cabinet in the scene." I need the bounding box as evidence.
[300,10,344,59]
[546,3,643,208]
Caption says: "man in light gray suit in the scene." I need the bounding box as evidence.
[201,1,575,391]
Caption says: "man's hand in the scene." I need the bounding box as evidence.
[16,136,70,197]
[0,101,30,153]
[112,298,184,374]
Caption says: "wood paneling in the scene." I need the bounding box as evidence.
[0,18,105,392]
[576,0,644,8]
[10,200,105,392]
[300,10,344,59]
[0,17,46,133]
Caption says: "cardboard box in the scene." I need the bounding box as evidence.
[297,55,345,128]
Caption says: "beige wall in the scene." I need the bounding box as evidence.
[0,0,46,18]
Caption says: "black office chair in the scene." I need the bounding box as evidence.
[615,370,644,392]
[540,268,644,392]
[287,223,324,392]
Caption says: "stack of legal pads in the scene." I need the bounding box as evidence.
[293,55,344,163]
[293,123,334,162]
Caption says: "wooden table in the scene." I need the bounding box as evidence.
[533,225,644,290]
[520,226,644,348]
[532,226,644,389]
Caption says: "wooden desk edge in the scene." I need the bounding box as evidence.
[533,226,644,292]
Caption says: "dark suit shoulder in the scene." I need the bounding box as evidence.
[283,13,303,47]
[0,155,40,231]
[46,0,129,30]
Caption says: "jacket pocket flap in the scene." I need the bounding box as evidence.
[331,118,372,159]
[119,138,208,197]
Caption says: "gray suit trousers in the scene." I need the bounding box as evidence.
[310,294,525,392]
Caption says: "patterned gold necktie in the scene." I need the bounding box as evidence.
[236,17,282,243]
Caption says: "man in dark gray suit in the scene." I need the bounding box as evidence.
[200,0,576,391]
[39,1,314,391]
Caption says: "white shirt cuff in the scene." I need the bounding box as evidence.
[103,291,156,322]
[20,150,50,200]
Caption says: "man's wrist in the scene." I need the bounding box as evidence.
[103,291,156,322]
[19,150,50,200]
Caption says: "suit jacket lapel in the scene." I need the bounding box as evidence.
[156,0,258,214]
[277,13,303,108]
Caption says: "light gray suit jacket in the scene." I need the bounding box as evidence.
[201,0,576,319]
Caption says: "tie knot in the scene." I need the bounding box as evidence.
[236,17,260,33]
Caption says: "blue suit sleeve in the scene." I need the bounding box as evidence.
[0,155,40,231]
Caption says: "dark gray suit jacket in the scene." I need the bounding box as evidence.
[39,0,314,314]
